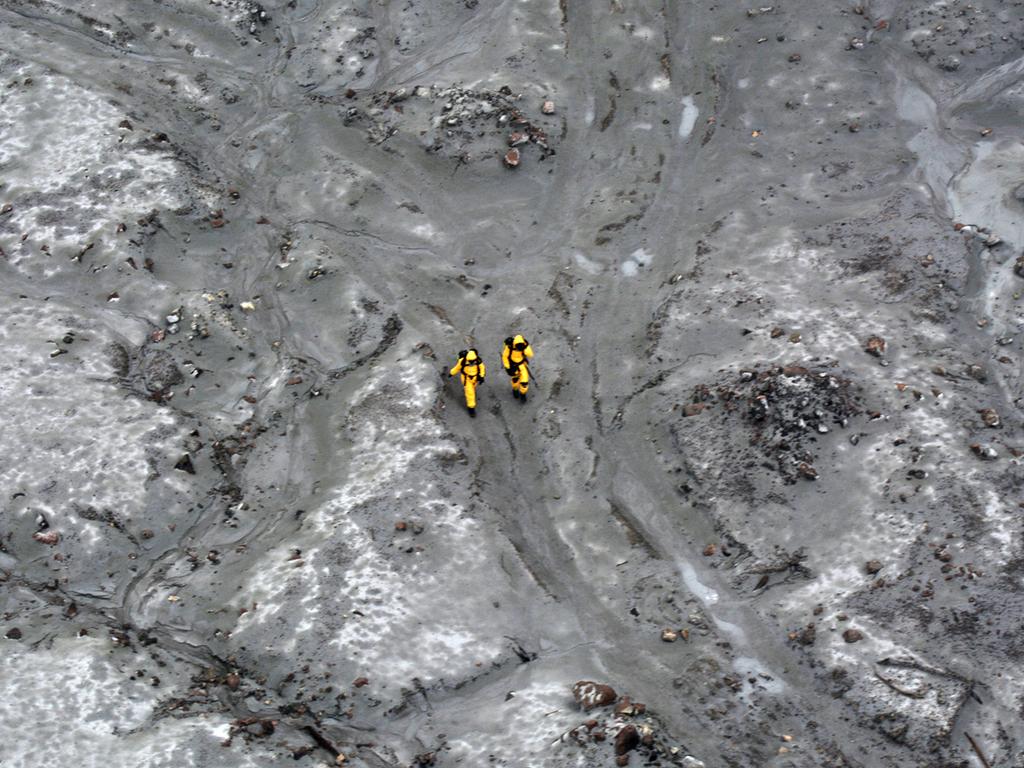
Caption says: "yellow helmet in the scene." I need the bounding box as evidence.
[465,348,479,362]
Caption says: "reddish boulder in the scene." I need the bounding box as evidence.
[572,680,617,710]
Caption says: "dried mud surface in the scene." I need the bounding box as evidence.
[1,1,1023,767]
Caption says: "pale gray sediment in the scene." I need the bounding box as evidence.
[0,1,1023,767]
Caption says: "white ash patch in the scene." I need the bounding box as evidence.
[232,359,532,692]
[445,677,589,768]
[0,57,188,279]
[0,302,188,556]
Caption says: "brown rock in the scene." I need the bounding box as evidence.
[33,531,59,545]
[572,680,617,710]
[503,148,520,168]
[842,628,863,643]
[788,53,801,63]
[286,376,303,386]
[225,672,240,690]
[661,628,678,643]
[541,100,556,114]
[353,677,369,688]
[615,696,639,716]
[682,403,706,417]
[770,326,785,338]
[616,756,629,767]
[797,623,816,645]
[702,543,716,556]
[141,529,154,540]
[971,443,998,460]
[864,335,886,357]
[615,724,639,755]
[584,719,598,730]
[796,462,818,480]
[395,521,408,531]
[865,560,882,574]
[979,408,1001,428]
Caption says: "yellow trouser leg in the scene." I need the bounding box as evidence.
[515,364,530,394]
[464,379,477,409]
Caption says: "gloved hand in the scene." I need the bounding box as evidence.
[505,366,515,377]
[479,377,485,384]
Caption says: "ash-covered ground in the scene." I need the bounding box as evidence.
[1,1,1023,766]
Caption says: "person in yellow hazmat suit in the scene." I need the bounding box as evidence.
[449,348,485,416]
[502,334,534,401]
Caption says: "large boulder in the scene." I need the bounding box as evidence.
[572,680,617,711]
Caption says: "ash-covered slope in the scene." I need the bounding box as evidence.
[1,1,1022,767]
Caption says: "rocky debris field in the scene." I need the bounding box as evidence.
[1,0,1023,767]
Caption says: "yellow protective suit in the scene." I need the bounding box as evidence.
[502,334,534,398]
[450,349,485,413]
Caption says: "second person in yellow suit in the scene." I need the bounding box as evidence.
[502,334,533,401]
[449,348,485,417]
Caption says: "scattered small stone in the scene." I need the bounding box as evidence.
[682,403,706,417]
[970,443,998,460]
[174,454,196,474]
[503,148,521,168]
[842,628,864,643]
[865,560,882,574]
[770,326,785,338]
[702,543,716,556]
[661,628,678,643]
[746,6,774,16]
[787,53,801,63]
[541,100,555,114]
[848,121,860,133]
[681,758,706,768]
[797,623,816,645]
[225,672,240,690]
[395,521,408,531]
[33,530,59,545]
[848,37,864,49]
[980,409,1001,427]
[615,696,645,716]
[141,529,154,540]
[286,376,303,386]
[796,461,818,480]
[864,335,886,357]
[353,677,369,688]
